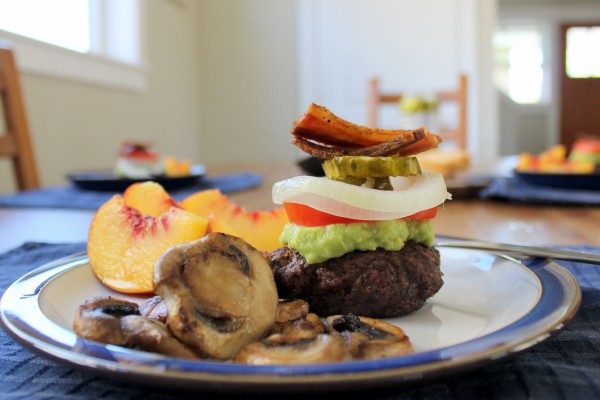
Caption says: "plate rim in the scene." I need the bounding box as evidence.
[66,165,207,191]
[0,250,582,391]
[513,168,600,190]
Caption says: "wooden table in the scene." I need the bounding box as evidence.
[1,163,599,254]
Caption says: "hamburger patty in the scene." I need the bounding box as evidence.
[269,241,443,318]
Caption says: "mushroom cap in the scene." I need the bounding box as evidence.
[153,233,279,360]
[139,295,168,323]
[235,333,349,365]
[324,314,413,359]
[73,296,140,346]
[120,315,199,359]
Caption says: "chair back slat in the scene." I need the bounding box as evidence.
[0,43,40,190]
[367,74,468,150]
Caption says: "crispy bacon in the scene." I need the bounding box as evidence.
[291,103,442,157]
[292,103,407,147]
[292,129,427,158]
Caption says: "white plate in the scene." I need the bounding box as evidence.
[0,248,580,393]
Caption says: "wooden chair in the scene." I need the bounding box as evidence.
[0,42,40,190]
[367,74,468,150]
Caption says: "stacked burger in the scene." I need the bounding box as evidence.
[270,103,451,318]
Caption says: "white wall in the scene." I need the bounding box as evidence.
[194,0,298,167]
[296,0,499,162]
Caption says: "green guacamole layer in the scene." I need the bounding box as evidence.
[279,220,435,264]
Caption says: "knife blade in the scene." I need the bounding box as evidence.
[435,239,600,265]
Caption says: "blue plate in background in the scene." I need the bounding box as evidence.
[514,169,600,191]
[68,165,206,191]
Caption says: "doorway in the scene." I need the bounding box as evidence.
[559,23,600,147]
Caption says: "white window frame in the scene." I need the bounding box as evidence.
[0,0,146,92]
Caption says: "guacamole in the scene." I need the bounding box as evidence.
[279,220,435,264]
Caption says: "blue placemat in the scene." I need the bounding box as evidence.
[0,173,263,210]
[1,242,599,399]
[480,176,600,205]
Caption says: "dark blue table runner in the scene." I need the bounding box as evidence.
[480,176,600,205]
[1,242,599,399]
[0,173,263,210]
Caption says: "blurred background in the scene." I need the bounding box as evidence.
[0,0,599,193]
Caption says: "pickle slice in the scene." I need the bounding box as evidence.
[336,176,393,190]
[322,156,422,179]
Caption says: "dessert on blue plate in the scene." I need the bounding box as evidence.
[114,142,164,179]
[114,142,192,179]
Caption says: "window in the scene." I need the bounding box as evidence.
[0,0,91,53]
[493,25,546,104]
[566,26,600,78]
[0,0,145,91]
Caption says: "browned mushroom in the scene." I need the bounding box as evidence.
[234,333,349,365]
[269,312,324,342]
[139,295,168,323]
[119,315,199,359]
[324,314,413,360]
[275,299,310,323]
[153,233,279,360]
[267,299,324,342]
[73,296,140,345]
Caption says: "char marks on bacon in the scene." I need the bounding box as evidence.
[291,128,426,158]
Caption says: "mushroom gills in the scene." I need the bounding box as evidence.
[325,314,413,360]
[329,314,393,340]
[73,296,140,346]
[120,315,200,359]
[235,334,349,365]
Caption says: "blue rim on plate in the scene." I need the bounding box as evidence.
[514,169,600,191]
[0,249,581,393]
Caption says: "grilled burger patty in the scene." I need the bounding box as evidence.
[269,241,443,318]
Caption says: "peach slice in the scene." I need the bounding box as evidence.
[164,156,191,177]
[88,195,208,293]
[179,189,222,217]
[123,181,179,218]
[206,214,239,236]
[181,189,288,252]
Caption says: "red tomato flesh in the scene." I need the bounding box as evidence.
[125,150,159,161]
[118,143,159,160]
[283,202,438,227]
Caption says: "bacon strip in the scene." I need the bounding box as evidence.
[292,103,413,147]
[291,103,442,157]
[292,128,427,158]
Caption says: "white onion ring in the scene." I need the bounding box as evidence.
[272,170,451,220]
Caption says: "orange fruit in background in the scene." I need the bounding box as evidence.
[181,189,288,252]
[88,194,208,293]
[164,156,192,177]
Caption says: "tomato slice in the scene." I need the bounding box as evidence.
[283,202,437,227]
[122,150,159,161]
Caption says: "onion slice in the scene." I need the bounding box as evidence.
[272,170,451,220]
